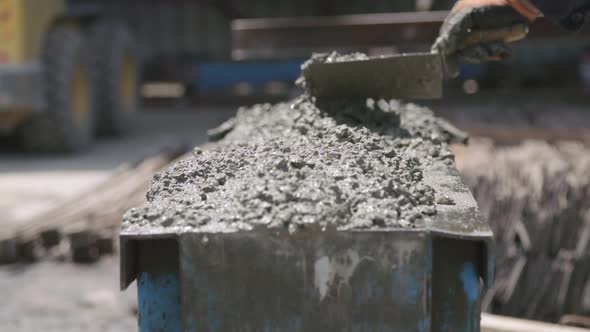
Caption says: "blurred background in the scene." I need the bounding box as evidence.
[1,0,590,331]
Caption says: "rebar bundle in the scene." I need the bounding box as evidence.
[458,140,590,323]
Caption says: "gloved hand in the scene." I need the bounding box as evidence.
[432,0,539,77]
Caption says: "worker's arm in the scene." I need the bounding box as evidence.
[432,0,590,76]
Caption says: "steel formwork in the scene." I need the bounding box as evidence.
[120,152,493,332]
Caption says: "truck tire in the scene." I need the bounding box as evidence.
[91,20,139,137]
[20,25,95,153]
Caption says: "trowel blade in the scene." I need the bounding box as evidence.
[303,53,444,100]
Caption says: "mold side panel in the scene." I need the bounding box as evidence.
[179,230,431,332]
[136,239,181,332]
[432,237,483,332]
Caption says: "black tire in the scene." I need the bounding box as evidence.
[91,20,139,137]
[20,25,96,153]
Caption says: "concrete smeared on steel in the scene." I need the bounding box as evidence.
[313,250,373,301]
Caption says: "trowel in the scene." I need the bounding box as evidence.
[302,24,528,100]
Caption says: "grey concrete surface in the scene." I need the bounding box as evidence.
[123,97,466,234]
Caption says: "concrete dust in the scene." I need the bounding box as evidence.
[124,94,467,233]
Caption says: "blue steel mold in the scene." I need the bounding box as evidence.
[120,149,492,332]
[138,272,182,332]
[122,228,489,332]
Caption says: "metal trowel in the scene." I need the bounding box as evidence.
[302,24,528,100]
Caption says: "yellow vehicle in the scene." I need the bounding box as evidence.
[0,0,139,152]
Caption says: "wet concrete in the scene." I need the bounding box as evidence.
[123,92,469,234]
[297,52,369,91]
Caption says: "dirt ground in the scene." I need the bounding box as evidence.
[0,259,136,332]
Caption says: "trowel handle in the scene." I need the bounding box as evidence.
[462,23,529,48]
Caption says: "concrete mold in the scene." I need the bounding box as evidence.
[121,88,492,331]
[121,226,491,331]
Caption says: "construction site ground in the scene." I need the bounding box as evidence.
[1,90,590,331]
[0,104,235,332]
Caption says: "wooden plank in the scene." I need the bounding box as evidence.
[482,313,590,332]
[463,125,590,144]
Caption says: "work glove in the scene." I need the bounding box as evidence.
[432,0,539,77]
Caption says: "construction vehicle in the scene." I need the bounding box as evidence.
[0,0,139,152]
